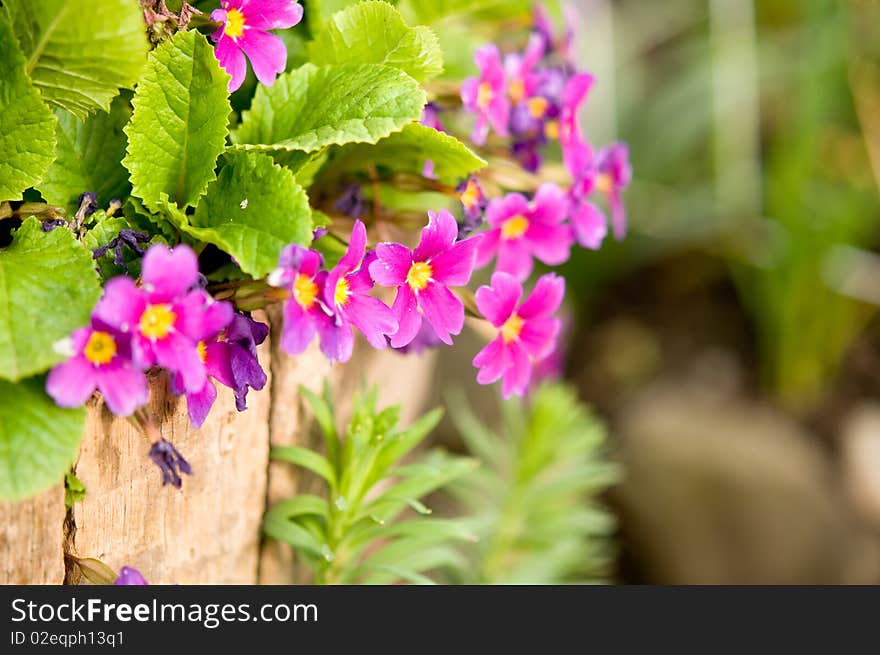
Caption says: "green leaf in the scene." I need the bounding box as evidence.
[300,384,339,468]
[265,495,329,522]
[263,513,329,559]
[64,471,86,508]
[0,13,55,202]
[37,96,132,214]
[181,150,312,278]
[0,219,101,381]
[124,30,231,212]
[232,63,425,153]
[330,123,486,184]
[2,0,149,119]
[0,376,85,501]
[308,1,443,82]
[271,446,337,489]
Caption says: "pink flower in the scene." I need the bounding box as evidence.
[321,220,398,363]
[94,244,233,394]
[269,244,329,356]
[594,143,632,240]
[369,210,478,348]
[556,73,595,178]
[505,33,545,106]
[46,319,149,416]
[461,45,510,145]
[210,0,304,92]
[475,183,573,281]
[473,272,565,398]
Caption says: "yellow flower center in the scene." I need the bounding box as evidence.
[595,172,614,196]
[509,78,525,104]
[334,277,350,307]
[83,331,117,366]
[477,82,494,110]
[293,273,319,310]
[528,97,549,119]
[138,304,176,340]
[544,120,559,140]
[224,7,246,39]
[500,314,524,344]
[197,341,208,364]
[460,179,481,210]
[406,261,433,292]
[501,214,529,240]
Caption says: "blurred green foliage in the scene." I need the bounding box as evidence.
[563,0,880,408]
[449,384,620,584]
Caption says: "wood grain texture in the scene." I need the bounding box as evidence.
[0,484,66,584]
[66,328,274,585]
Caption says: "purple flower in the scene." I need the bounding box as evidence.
[335,184,367,219]
[532,3,576,65]
[420,102,446,132]
[269,244,328,356]
[321,220,398,362]
[392,319,442,355]
[473,272,565,398]
[94,244,234,395]
[92,229,151,271]
[149,438,192,488]
[457,177,487,236]
[370,210,478,348]
[172,312,268,428]
[594,143,632,240]
[475,183,573,281]
[568,185,608,250]
[77,192,98,218]
[114,566,148,586]
[461,45,510,145]
[210,0,304,92]
[46,319,149,417]
[505,33,545,106]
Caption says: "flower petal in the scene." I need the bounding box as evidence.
[519,316,561,361]
[475,272,522,326]
[495,239,534,281]
[530,183,568,226]
[473,337,509,385]
[98,364,149,417]
[153,333,206,393]
[184,380,217,429]
[237,29,287,87]
[214,33,248,92]
[280,298,316,355]
[413,210,458,262]
[370,242,412,287]
[46,358,97,408]
[518,273,565,320]
[429,236,478,287]
[316,313,354,363]
[242,0,304,30]
[344,294,398,350]
[388,285,421,348]
[501,342,531,398]
[141,245,199,303]
[527,222,573,266]
[570,200,608,249]
[417,283,464,345]
[94,277,146,333]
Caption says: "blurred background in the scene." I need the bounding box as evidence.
[426,0,880,583]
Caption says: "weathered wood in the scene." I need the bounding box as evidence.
[0,484,66,584]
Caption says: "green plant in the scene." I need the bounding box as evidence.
[449,383,620,584]
[264,384,477,584]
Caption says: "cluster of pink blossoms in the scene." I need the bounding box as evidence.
[47,245,268,487]
[460,5,632,244]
